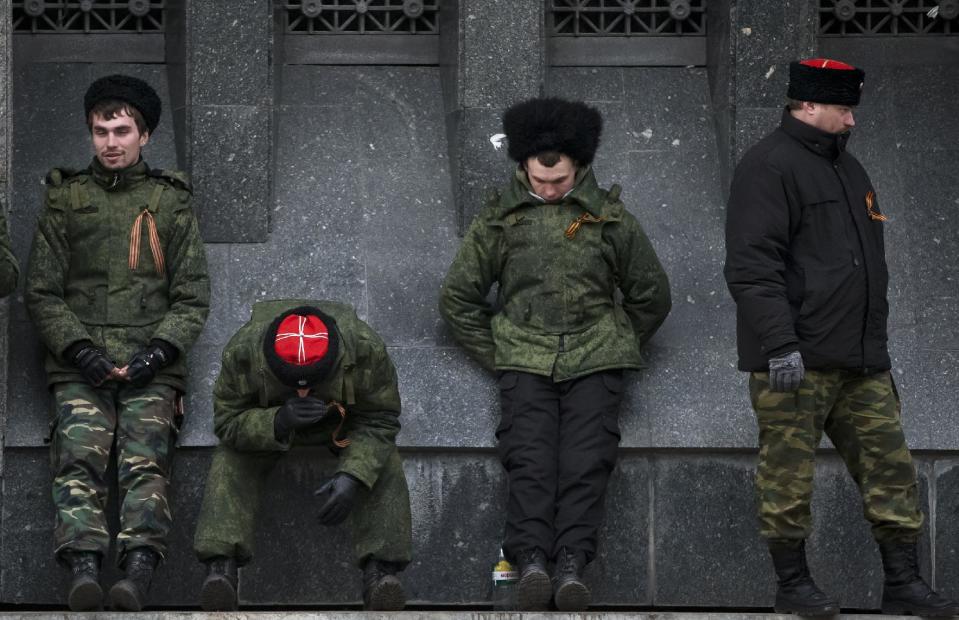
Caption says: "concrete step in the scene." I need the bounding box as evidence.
[0,613,922,620]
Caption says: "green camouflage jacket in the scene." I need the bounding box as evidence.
[25,159,210,390]
[213,299,402,489]
[0,201,19,298]
[440,166,671,381]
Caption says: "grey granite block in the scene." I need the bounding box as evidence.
[180,343,222,448]
[448,106,515,229]
[350,67,458,347]
[5,318,51,447]
[391,346,497,449]
[935,460,959,600]
[188,0,272,107]
[190,104,271,243]
[549,67,627,104]
[653,454,771,607]
[892,64,959,153]
[455,0,544,110]
[280,65,359,107]
[728,0,816,108]
[622,67,716,155]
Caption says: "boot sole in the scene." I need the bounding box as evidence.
[555,580,591,611]
[517,570,552,610]
[68,578,103,611]
[365,575,406,611]
[108,580,144,612]
[201,575,238,612]
[774,603,839,616]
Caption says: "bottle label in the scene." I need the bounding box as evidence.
[492,570,518,582]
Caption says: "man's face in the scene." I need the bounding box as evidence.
[525,155,577,202]
[796,102,856,135]
[91,110,149,170]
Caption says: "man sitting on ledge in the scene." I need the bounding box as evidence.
[193,299,412,611]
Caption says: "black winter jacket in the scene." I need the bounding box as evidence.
[724,108,891,372]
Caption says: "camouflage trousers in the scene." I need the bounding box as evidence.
[49,381,179,564]
[750,369,922,544]
[193,442,412,568]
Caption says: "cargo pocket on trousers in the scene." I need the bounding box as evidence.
[599,371,623,471]
[495,371,518,440]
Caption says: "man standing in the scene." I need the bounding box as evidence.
[724,58,957,616]
[440,98,671,611]
[26,75,210,611]
[193,300,412,612]
[0,198,18,297]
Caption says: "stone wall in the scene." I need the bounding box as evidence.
[2,0,958,609]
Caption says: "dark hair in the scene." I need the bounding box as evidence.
[87,99,148,135]
[535,151,564,167]
[786,97,804,111]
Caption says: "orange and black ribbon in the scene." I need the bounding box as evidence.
[866,190,887,222]
[328,400,352,448]
[128,209,165,275]
[565,213,605,239]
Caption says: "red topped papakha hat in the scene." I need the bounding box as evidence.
[787,58,865,106]
[263,306,339,388]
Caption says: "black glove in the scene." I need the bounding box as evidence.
[315,472,360,526]
[273,395,327,441]
[769,350,804,392]
[125,339,178,388]
[67,341,116,387]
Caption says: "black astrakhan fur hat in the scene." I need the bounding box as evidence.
[84,74,162,134]
[787,59,865,106]
[263,306,340,388]
[502,97,603,165]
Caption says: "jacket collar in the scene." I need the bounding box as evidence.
[501,165,608,217]
[88,157,149,192]
[779,107,850,161]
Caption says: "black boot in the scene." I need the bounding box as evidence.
[768,540,839,616]
[362,559,406,611]
[552,547,590,611]
[200,556,238,611]
[516,548,551,610]
[880,542,959,616]
[64,551,103,611]
[108,547,158,611]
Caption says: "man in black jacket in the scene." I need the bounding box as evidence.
[724,58,957,617]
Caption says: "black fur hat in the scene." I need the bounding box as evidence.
[787,59,865,106]
[263,306,340,388]
[84,74,162,134]
[503,97,603,165]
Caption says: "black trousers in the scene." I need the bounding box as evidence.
[497,369,624,564]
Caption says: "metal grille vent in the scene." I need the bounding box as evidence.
[819,0,959,36]
[285,0,439,34]
[13,0,164,33]
[550,0,707,36]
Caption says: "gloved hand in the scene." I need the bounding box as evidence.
[69,341,117,387]
[125,339,178,388]
[273,395,327,441]
[768,350,804,392]
[315,472,360,526]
